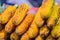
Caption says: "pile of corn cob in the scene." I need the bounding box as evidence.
[0,0,60,40]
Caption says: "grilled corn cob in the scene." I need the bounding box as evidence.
[27,22,38,38]
[47,3,59,28]
[35,35,43,40]
[51,17,60,37]
[33,7,44,27]
[5,18,14,33]
[0,30,8,40]
[40,0,54,18]
[15,13,34,35]
[21,33,30,40]
[39,25,49,37]
[12,4,28,25]
[10,32,19,40]
[0,5,16,24]
[5,4,28,33]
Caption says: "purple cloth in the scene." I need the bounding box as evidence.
[6,0,33,8]
[1,0,60,12]
[5,0,60,7]
[55,0,60,7]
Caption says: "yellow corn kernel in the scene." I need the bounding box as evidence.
[15,13,34,35]
[21,33,30,40]
[10,32,19,40]
[35,35,43,40]
[12,4,28,25]
[47,3,59,28]
[0,6,16,24]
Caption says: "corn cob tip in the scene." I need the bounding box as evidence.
[55,2,58,5]
[14,4,18,8]
[19,4,28,8]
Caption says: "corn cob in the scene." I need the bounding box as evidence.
[0,5,16,24]
[0,30,8,40]
[12,4,28,25]
[4,18,14,33]
[46,35,55,40]
[33,7,44,27]
[39,0,54,18]
[5,4,28,33]
[27,22,38,38]
[35,35,43,40]
[47,3,59,28]
[51,17,60,37]
[10,32,19,40]
[39,25,49,37]
[21,33,30,40]
[15,13,34,35]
